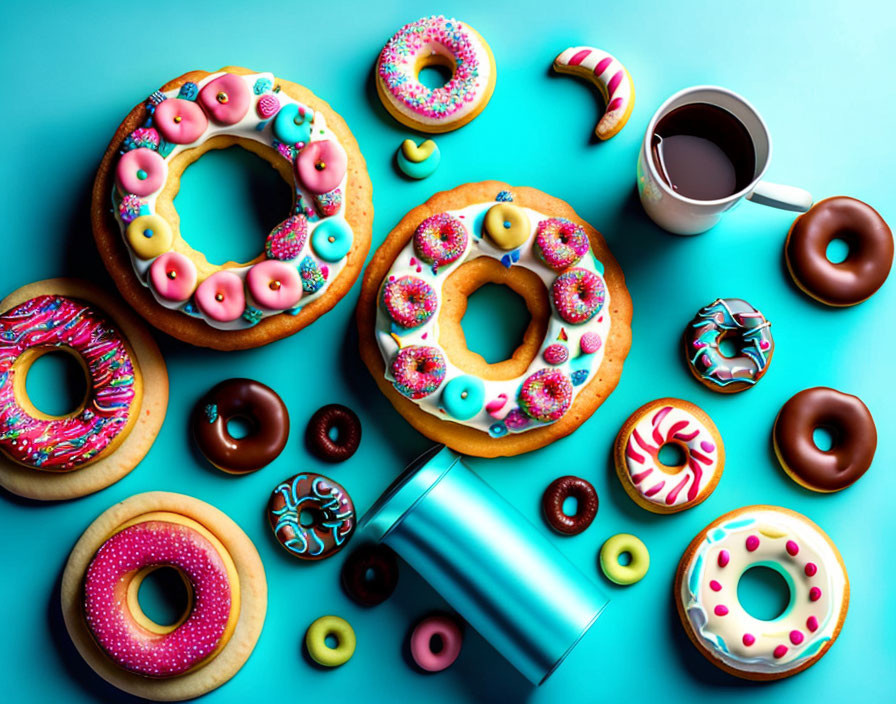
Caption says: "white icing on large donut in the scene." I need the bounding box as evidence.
[679,507,847,676]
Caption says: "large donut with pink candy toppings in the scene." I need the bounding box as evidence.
[93,66,373,351]
[676,505,849,681]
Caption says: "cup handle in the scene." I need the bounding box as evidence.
[746,181,813,212]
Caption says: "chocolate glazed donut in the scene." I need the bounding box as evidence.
[341,543,399,606]
[306,404,362,462]
[773,387,876,492]
[785,197,894,306]
[193,378,289,473]
[541,476,598,535]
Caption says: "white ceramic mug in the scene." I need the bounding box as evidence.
[637,85,813,235]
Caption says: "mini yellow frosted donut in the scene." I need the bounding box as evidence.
[305,615,356,667]
[484,203,530,251]
[126,215,173,260]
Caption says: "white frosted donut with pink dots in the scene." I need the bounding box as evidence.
[676,506,849,680]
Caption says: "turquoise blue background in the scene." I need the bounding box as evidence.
[1,0,894,701]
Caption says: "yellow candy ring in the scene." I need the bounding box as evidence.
[305,615,356,667]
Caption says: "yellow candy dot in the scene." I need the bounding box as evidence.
[126,214,173,260]
[484,203,530,251]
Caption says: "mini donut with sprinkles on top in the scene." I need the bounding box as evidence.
[357,181,633,457]
[376,16,497,133]
[676,505,849,681]
[92,66,373,350]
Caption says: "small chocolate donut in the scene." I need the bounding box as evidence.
[341,543,399,606]
[773,387,876,492]
[306,404,362,462]
[541,475,598,535]
[193,378,288,474]
[785,197,893,306]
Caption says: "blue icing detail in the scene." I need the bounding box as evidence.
[710,527,727,542]
[800,636,830,658]
[488,422,508,438]
[204,404,218,423]
[254,77,273,95]
[255,119,270,132]
[591,253,605,275]
[178,82,198,101]
[714,634,730,653]
[571,352,593,370]
[688,554,703,595]
[470,208,487,240]
[722,518,756,530]
[571,369,589,386]
[495,190,513,202]
[242,306,263,325]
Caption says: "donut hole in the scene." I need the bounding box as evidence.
[562,495,579,516]
[717,334,739,359]
[174,143,292,266]
[429,633,445,654]
[226,414,255,440]
[299,508,322,528]
[812,424,840,452]
[657,442,687,471]
[461,283,530,364]
[324,632,339,649]
[364,567,378,583]
[825,234,855,264]
[21,348,89,418]
[327,424,341,442]
[737,565,792,621]
[418,63,453,90]
[135,566,192,629]
[617,551,632,567]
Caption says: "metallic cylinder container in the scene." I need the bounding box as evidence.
[358,446,609,685]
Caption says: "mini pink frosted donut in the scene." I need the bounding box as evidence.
[116,148,165,197]
[551,267,606,324]
[149,252,198,302]
[518,368,574,422]
[543,343,569,365]
[413,213,468,268]
[153,98,208,144]
[410,615,463,672]
[296,140,346,194]
[580,331,602,354]
[246,259,302,310]
[390,345,446,399]
[534,218,589,272]
[83,519,233,677]
[198,73,251,125]
[195,270,246,322]
[382,275,438,328]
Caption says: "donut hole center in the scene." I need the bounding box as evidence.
[324,633,339,649]
[226,414,255,440]
[717,333,739,359]
[812,424,839,452]
[21,348,89,419]
[299,508,322,528]
[364,567,378,583]
[617,551,632,567]
[416,53,455,90]
[657,442,688,471]
[737,565,792,621]
[562,496,579,517]
[825,234,854,264]
[175,144,292,266]
[327,425,341,442]
[461,283,530,364]
[136,566,191,629]
[429,633,445,654]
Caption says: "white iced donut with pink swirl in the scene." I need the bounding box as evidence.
[614,398,724,513]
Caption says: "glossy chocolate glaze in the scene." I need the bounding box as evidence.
[341,543,399,606]
[786,196,893,306]
[193,378,289,473]
[541,475,598,535]
[306,404,362,462]
[774,386,876,492]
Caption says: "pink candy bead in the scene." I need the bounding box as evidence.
[116,148,165,197]
[296,140,346,194]
[409,615,463,672]
[805,562,818,577]
[717,549,730,567]
[745,535,760,551]
[257,94,280,119]
[713,605,729,616]
[742,633,755,646]
[580,331,602,354]
[806,615,819,632]
[149,252,198,302]
[809,586,822,601]
[790,629,804,645]
[199,73,251,125]
[246,260,302,310]
[154,98,208,144]
[195,270,246,322]
[786,540,799,556]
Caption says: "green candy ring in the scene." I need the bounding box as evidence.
[599,533,649,585]
[440,375,485,420]
[305,615,356,667]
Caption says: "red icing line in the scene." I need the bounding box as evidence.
[633,428,657,454]
[686,458,704,501]
[606,96,624,112]
[665,475,690,505]
[607,70,624,96]
[644,480,665,497]
[625,440,646,464]
[568,49,591,66]
[673,429,700,442]
[630,467,652,484]
[689,448,714,466]
[593,56,613,76]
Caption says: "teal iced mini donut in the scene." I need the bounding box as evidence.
[397,139,441,179]
[273,103,313,146]
[312,219,354,262]
[441,375,485,420]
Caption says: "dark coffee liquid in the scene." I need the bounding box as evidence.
[651,103,755,201]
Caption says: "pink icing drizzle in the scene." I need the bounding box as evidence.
[568,49,591,66]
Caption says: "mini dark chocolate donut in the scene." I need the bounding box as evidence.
[541,475,598,535]
[773,387,876,492]
[306,404,362,462]
[341,543,399,606]
[785,197,893,306]
[193,378,289,474]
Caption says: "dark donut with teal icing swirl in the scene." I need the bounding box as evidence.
[683,298,773,393]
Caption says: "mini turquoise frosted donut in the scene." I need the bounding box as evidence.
[312,219,354,262]
[441,375,485,420]
[600,533,649,585]
[273,103,314,145]
[397,139,441,179]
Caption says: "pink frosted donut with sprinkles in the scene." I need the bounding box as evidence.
[551,268,606,324]
[390,345,446,399]
[676,506,849,681]
[376,16,497,133]
[83,516,238,678]
[534,218,589,272]
[381,276,438,329]
[413,212,469,269]
[0,295,140,471]
[614,398,725,513]
[552,46,635,140]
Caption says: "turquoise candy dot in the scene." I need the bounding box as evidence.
[396,143,441,179]
[441,375,485,421]
[143,229,153,238]
[488,422,508,438]
[136,169,148,180]
[274,103,312,145]
[311,218,353,262]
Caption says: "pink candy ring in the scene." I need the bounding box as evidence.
[199,73,251,125]
[551,267,606,324]
[153,98,208,144]
[410,614,463,672]
[534,218,589,272]
[246,260,302,310]
[381,275,438,328]
[413,212,468,268]
[195,270,246,322]
[390,345,446,399]
[149,252,198,302]
[296,140,346,194]
[116,148,165,197]
[518,368,574,422]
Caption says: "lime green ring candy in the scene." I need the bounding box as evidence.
[441,375,485,420]
[305,615,356,667]
[311,219,353,262]
[599,533,649,585]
